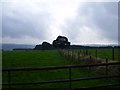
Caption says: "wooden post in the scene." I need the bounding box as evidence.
[112,47,114,60]
[96,49,97,59]
[90,56,92,59]
[87,49,88,55]
[88,49,89,56]
[69,67,72,90]
[71,51,73,61]
[84,49,85,56]
[77,52,79,62]
[70,51,72,60]
[84,49,85,55]
[89,51,91,56]
[89,56,92,72]
[106,58,108,76]
[8,71,11,90]
[67,50,69,60]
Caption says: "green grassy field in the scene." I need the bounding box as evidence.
[2,50,118,89]
[72,48,119,61]
[88,49,119,61]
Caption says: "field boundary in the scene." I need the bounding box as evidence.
[59,49,120,75]
[1,62,120,89]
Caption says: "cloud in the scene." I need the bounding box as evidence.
[2,2,52,43]
[61,2,118,44]
[2,36,41,45]
[2,1,118,45]
[2,1,80,44]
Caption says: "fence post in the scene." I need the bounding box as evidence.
[84,49,85,56]
[68,50,70,60]
[82,49,84,56]
[88,56,92,72]
[106,58,108,76]
[90,56,92,60]
[77,52,79,61]
[86,49,88,55]
[112,47,114,60]
[87,49,89,56]
[79,50,81,54]
[72,51,74,61]
[89,51,91,56]
[69,67,72,90]
[96,49,97,60]
[8,71,11,90]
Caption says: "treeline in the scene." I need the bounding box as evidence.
[13,45,120,51]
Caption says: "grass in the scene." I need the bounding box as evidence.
[2,50,71,68]
[88,49,119,61]
[71,48,119,61]
[2,50,119,89]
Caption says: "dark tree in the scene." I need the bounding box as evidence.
[42,42,52,50]
[34,45,42,50]
[34,42,52,50]
[52,36,70,49]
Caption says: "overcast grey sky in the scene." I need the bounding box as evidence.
[1,0,119,45]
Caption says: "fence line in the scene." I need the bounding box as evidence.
[2,75,120,86]
[64,47,118,61]
[2,62,120,71]
[2,62,120,89]
[60,49,120,75]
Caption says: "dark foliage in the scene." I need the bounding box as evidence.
[42,42,52,50]
[52,36,70,49]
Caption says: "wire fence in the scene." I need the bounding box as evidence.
[64,47,119,61]
[59,49,119,75]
